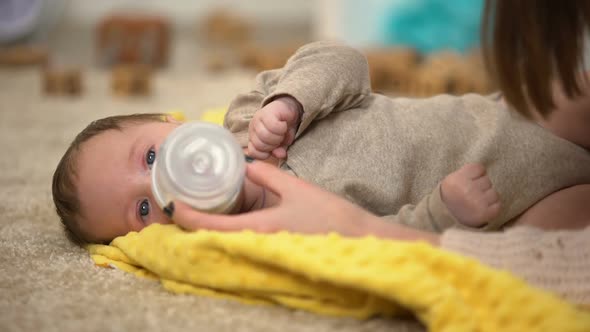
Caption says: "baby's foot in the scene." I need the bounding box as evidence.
[441,164,501,227]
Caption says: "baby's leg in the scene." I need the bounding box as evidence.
[441,164,501,227]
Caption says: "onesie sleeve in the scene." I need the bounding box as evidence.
[224,41,373,147]
[380,183,461,233]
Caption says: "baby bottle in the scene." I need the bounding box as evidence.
[151,122,246,213]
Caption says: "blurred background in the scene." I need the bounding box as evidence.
[0,0,494,102]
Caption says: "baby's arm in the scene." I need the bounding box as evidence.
[225,41,372,151]
[384,164,501,232]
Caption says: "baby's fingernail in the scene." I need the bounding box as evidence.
[245,155,254,163]
[163,202,175,218]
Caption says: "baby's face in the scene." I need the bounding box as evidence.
[76,121,180,242]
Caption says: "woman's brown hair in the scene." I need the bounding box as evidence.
[52,113,166,246]
[482,0,590,117]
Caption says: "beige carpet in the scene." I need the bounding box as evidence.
[0,65,425,331]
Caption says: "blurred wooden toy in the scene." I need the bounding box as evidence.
[42,66,83,96]
[238,43,300,72]
[200,9,309,73]
[462,50,495,93]
[111,64,151,96]
[202,10,251,46]
[203,42,301,73]
[363,48,494,97]
[406,66,451,97]
[411,51,493,96]
[97,14,170,68]
[365,48,420,93]
[0,45,48,66]
[204,50,231,72]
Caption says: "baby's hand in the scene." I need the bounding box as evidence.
[248,96,302,160]
[441,163,501,228]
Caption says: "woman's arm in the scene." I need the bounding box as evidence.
[168,160,440,245]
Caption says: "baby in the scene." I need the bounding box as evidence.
[52,112,496,246]
[52,41,590,246]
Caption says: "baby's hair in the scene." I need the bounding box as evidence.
[52,113,167,247]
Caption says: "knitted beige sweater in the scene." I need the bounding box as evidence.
[225,41,590,304]
[442,226,590,305]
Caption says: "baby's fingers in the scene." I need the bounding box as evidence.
[250,135,278,155]
[271,147,287,159]
[253,121,284,146]
[282,127,296,147]
[247,142,270,159]
[270,128,295,159]
[261,112,288,135]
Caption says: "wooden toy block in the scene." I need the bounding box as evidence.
[204,52,229,72]
[202,10,251,46]
[451,64,495,95]
[365,48,420,93]
[42,66,83,96]
[238,43,300,72]
[0,45,48,66]
[403,51,494,97]
[111,64,151,96]
[97,14,170,67]
[405,67,447,97]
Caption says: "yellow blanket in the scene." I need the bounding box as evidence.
[88,224,590,331]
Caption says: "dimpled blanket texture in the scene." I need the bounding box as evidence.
[88,224,590,331]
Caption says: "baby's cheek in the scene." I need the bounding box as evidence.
[153,209,174,226]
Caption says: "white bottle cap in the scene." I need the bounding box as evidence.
[151,122,245,213]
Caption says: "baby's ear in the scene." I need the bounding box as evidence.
[164,115,181,124]
[163,110,186,123]
[163,114,184,124]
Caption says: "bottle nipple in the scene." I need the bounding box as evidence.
[191,152,212,175]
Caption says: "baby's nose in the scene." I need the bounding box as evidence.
[142,175,153,193]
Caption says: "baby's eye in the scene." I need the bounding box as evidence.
[146,148,156,169]
[138,199,150,222]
